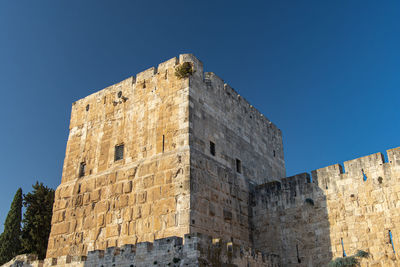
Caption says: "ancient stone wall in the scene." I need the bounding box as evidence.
[47,55,195,258]
[189,69,285,184]
[47,53,285,260]
[5,234,280,267]
[187,59,285,249]
[44,53,400,266]
[252,173,331,266]
[312,146,400,266]
[253,147,400,266]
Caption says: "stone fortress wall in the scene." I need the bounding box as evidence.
[252,147,400,266]
[7,54,399,266]
[47,55,195,258]
[4,234,280,267]
[185,55,285,249]
[46,53,287,261]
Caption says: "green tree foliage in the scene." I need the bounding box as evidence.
[0,188,23,265]
[328,250,370,267]
[175,62,194,79]
[21,182,55,260]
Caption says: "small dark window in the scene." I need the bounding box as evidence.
[117,91,122,98]
[210,141,215,156]
[273,150,276,157]
[389,230,395,253]
[236,158,242,173]
[296,244,301,263]
[362,169,367,182]
[79,162,86,177]
[86,104,90,111]
[114,144,124,161]
[162,135,165,153]
[341,238,346,257]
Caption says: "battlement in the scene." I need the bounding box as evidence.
[312,146,400,192]
[253,146,400,205]
[70,54,281,135]
[71,54,201,105]
[44,53,400,266]
[4,234,280,267]
[253,173,315,210]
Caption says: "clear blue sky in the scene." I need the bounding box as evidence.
[0,1,399,230]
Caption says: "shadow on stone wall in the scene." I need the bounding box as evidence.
[251,173,332,266]
[44,234,279,267]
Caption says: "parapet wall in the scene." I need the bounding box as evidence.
[253,146,400,266]
[3,233,280,267]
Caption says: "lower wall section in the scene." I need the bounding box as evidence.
[189,149,253,248]
[47,151,191,258]
[252,173,331,267]
[252,147,400,266]
[3,234,280,267]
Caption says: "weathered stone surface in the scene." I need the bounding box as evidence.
[46,55,192,259]
[39,54,400,266]
[4,234,280,267]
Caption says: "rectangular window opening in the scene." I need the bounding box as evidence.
[236,158,242,173]
[79,162,86,178]
[210,141,215,156]
[162,135,165,153]
[115,144,124,161]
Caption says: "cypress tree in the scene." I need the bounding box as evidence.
[0,188,23,265]
[21,182,55,260]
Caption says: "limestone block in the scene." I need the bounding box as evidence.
[123,181,132,193]
[105,224,120,238]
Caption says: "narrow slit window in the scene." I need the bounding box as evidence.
[273,150,276,157]
[79,162,86,178]
[236,158,242,173]
[162,135,165,153]
[114,144,124,161]
[341,238,347,257]
[362,169,367,181]
[296,244,301,263]
[389,230,396,254]
[210,141,215,156]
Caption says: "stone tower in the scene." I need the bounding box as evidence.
[46,54,285,259]
[10,54,398,267]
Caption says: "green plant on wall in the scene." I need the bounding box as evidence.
[175,62,194,79]
[328,250,369,267]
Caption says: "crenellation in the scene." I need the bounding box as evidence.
[179,53,204,79]
[5,233,280,267]
[6,54,397,267]
[311,163,343,191]
[343,152,385,176]
[250,146,400,266]
[387,146,400,165]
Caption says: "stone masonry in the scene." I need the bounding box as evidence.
[4,54,399,266]
[3,234,280,267]
[46,53,285,262]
